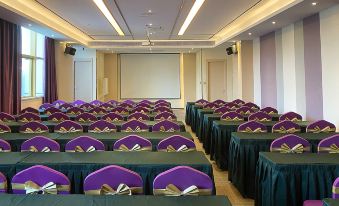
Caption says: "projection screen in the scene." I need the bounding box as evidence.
[120,53,181,99]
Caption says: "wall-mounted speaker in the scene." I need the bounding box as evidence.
[64,45,76,55]
[226,44,238,55]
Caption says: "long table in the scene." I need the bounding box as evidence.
[0,194,232,206]
[185,102,195,125]
[210,120,309,170]
[0,151,213,195]
[0,132,192,151]
[255,152,339,206]
[228,132,336,198]
[323,199,339,206]
[38,113,157,121]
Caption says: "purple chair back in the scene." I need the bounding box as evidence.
[0,124,11,133]
[59,103,73,111]
[127,112,150,121]
[106,100,118,106]
[100,103,114,111]
[140,100,153,105]
[212,100,226,106]
[213,106,231,115]
[152,120,180,132]
[235,106,255,116]
[101,113,124,122]
[54,120,83,133]
[272,120,301,133]
[113,135,152,151]
[52,100,66,108]
[154,112,177,121]
[137,102,152,109]
[66,107,84,115]
[19,122,48,134]
[195,99,209,106]
[153,166,213,196]
[220,112,244,121]
[47,112,70,122]
[21,107,39,114]
[157,135,196,152]
[84,165,143,195]
[21,136,60,152]
[224,102,239,110]
[0,172,6,193]
[333,178,339,199]
[238,121,267,133]
[111,107,129,115]
[72,100,86,107]
[317,134,339,153]
[131,107,150,114]
[39,103,53,111]
[155,102,170,108]
[74,112,97,123]
[121,120,149,132]
[307,120,336,133]
[119,102,133,109]
[260,107,278,115]
[44,107,62,115]
[153,106,172,114]
[88,107,107,115]
[243,102,260,111]
[18,112,41,123]
[0,112,15,122]
[279,111,302,121]
[232,99,245,106]
[122,100,135,106]
[88,120,117,133]
[248,111,272,121]
[90,100,103,106]
[270,134,311,153]
[155,100,170,105]
[203,103,218,110]
[65,136,105,152]
[79,103,96,111]
[11,165,70,194]
[0,139,11,152]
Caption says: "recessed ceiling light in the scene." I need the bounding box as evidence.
[272,21,276,25]
[312,2,317,6]
[149,23,153,26]
[28,24,32,27]
[150,32,153,35]
[51,34,55,37]
[248,32,252,36]
[178,0,205,35]
[148,9,152,13]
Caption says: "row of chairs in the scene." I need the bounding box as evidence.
[0,165,213,195]
[0,120,181,133]
[0,135,196,152]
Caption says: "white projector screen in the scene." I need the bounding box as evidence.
[120,53,181,99]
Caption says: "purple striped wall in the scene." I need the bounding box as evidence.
[303,14,323,121]
[260,32,277,108]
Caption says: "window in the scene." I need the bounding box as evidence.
[21,27,45,98]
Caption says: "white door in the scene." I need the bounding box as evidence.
[208,60,226,101]
[74,59,93,102]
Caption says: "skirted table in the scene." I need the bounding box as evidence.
[185,102,195,125]
[4,121,186,133]
[210,120,309,170]
[190,105,203,133]
[5,151,214,195]
[0,194,232,206]
[0,132,192,151]
[255,152,339,206]
[323,199,339,206]
[38,113,157,121]
[228,132,336,198]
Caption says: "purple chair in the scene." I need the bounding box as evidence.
[0,172,7,193]
[89,107,107,115]
[303,177,339,206]
[155,102,170,108]
[122,100,136,106]
[213,106,231,115]
[0,139,11,152]
[157,135,196,152]
[113,135,152,151]
[153,166,213,196]
[127,112,150,121]
[136,102,152,109]
[66,107,84,115]
[119,102,133,109]
[0,124,11,133]
[90,100,103,107]
[0,112,15,122]
[79,103,96,111]
[195,99,209,106]
[11,165,70,194]
[220,112,244,121]
[154,112,177,121]
[54,120,83,133]
[74,112,97,123]
[260,107,278,115]
[100,103,114,111]
[272,120,301,133]
[212,100,226,106]
[248,111,272,121]
[279,111,302,121]
[224,102,239,111]
[155,100,170,105]
[307,120,336,133]
[111,107,129,115]
[232,99,245,106]
[238,121,267,133]
[152,120,180,132]
[59,103,73,111]
[21,107,39,114]
[131,107,150,114]
[243,102,260,111]
[65,136,105,152]
[44,107,62,115]
[39,103,53,111]
[203,103,218,110]
[140,99,153,105]
[317,134,339,153]
[235,106,255,116]
[18,112,41,123]
[72,100,86,107]
[47,112,70,122]
[52,100,66,108]
[153,107,172,114]
[84,165,143,195]
[106,100,118,106]
[88,120,117,133]
[101,113,124,122]
[270,134,311,153]
[121,120,149,132]
[19,122,49,134]
[21,136,60,152]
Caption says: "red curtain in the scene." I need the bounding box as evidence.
[44,37,57,103]
[0,18,21,114]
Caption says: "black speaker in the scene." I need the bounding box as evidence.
[64,45,76,55]
[226,47,233,55]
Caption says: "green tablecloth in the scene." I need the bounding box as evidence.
[4,120,186,133]
[202,114,221,154]
[255,152,339,206]
[0,194,232,206]
[191,105,203,133]
[210,120,309,170]
[229,132,336,198]
[323,199,339,206]
[196,109,214,140]
[185,102,195,125]
[38,113,157,121]
[12,151,213,195]
[0,132,192,151]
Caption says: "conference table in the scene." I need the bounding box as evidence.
[0,151,213,195]
[323,199,339,206]
[210,120,309,169]
[0,132,192,151]
[255,152,339,206]
[38,113,157,121]
[0,194,232,206]
[4,120,186,133]
[228,132,336,198]
[185,102,195,125]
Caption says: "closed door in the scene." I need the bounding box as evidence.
[74,59,93,102]
[208,61,226,101]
